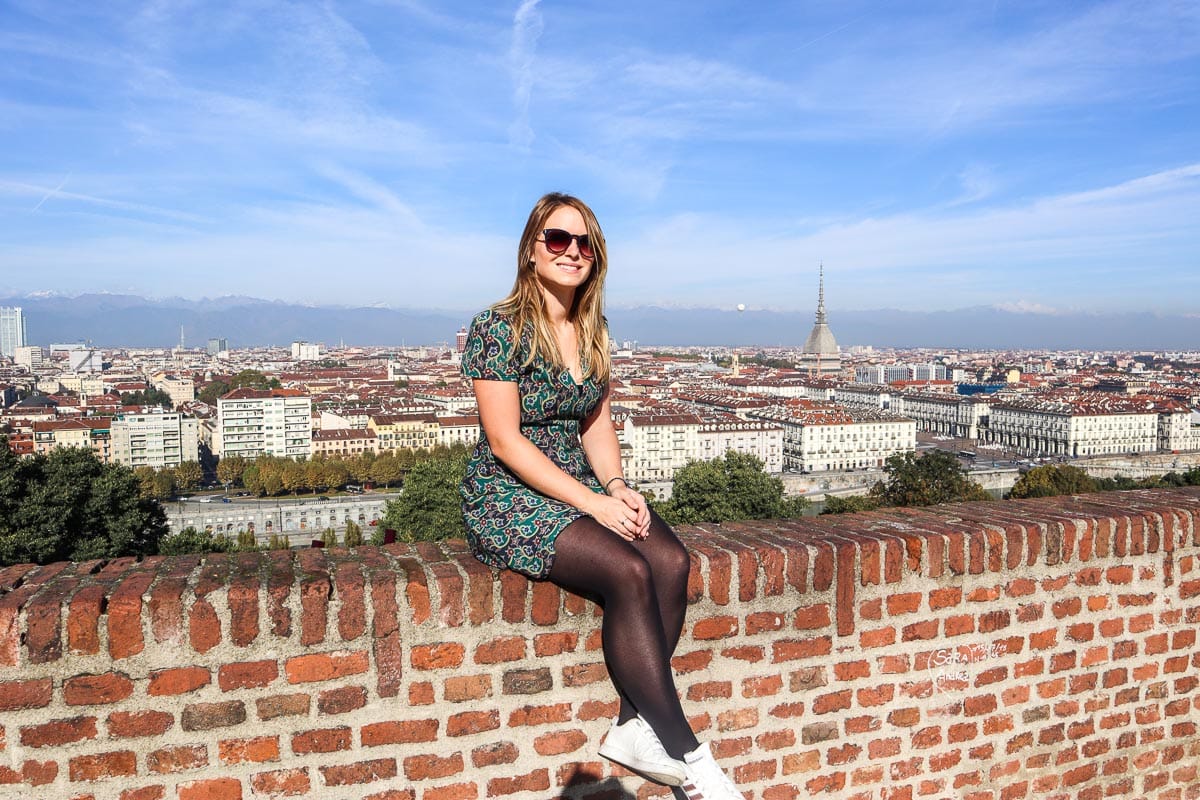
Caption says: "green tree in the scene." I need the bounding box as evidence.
[158,526,232,556]
[821,494,881,515]
[380,451,469,541]
[321,527,338,547]
[370,452,404,488]
[216,455,246,489]
[231,369,281,391]
[870,450,991,508]
[134,466,174,501]
[281,459,307,494]
[657,451,809,526]
[1009,464,1098,499]
[197,380,231,406]
[349,452,375,483]
[343,519,364,547]
[174,461,202,492]
[120,387,173,408]
[0,442,168,566]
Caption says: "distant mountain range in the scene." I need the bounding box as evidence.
[2,293,1196,351]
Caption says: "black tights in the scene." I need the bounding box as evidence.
[548,509,699,759]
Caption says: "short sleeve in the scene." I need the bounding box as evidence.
[461,310,519,382]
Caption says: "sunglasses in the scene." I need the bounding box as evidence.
[539,228,595,259]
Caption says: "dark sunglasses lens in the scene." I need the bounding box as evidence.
[577,236,594,258]
[543,229,571,253]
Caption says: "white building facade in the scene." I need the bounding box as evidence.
[215,389,313,459]
[751,407,917,473]
[110,410,200,468]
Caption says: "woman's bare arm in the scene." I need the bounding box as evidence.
[474,378,640,538]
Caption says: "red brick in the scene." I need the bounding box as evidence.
[814,690,852,714]
[107,710,174,739]
[291,727,351,754]
[256,693,309,720]
[533,632,577,657]
[748,609,787,633]
[929,588,962,610]
[119,788,166,800]
[743,675,784,697]
[474,636,525,664]
[411,642,465,670]
[148,666,211,696]
[408,681,434,704]
[321,758,398,786]
[792,605,831,630]
[563,662,608,686]
[181,701,246,731]
[218,736,279,765]
[487,769,550,795]
[472,742,519,767]
[218,660,277,691]
[0,679,53,712]
[446,710,499,736]
[444,674,492,702]
[421,783,478,800]
[64,672,134,705]
[318,685,367,715]
[693,615,739,640]
[534,729,587,755]
[508,703,572,726]
[362,719,439,746]
[688,681,732,700]
[250,768,309,797]
[147,745,208,774]
[69,751,138,782]
[284,650,369,683]
[20,716,97,748]
[178,778,241,800]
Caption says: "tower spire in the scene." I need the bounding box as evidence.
[815,262,826,325]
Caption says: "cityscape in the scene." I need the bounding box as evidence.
[3,281,1197,543]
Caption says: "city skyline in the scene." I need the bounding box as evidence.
[1,1,1198,314]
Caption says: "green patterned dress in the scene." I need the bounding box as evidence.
[459,309,606,579]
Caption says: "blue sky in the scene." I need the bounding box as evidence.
[1,0,1198,314]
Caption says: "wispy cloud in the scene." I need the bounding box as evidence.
[508,0,543,151]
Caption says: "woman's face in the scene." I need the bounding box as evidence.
[531,204,594,298]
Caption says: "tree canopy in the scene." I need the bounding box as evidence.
[0,437,167,566]
[1009,464,1098,499]
[656,450,808,525]
[379,450,469,542]
[870,450,991,507]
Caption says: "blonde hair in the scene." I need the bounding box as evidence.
[493,192,612,383]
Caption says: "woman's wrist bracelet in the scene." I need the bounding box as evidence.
[603,476,630,494]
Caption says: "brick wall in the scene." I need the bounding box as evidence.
[2,488,1199,800]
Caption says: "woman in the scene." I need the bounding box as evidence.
[459,193,742,799]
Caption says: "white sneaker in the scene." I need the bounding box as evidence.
[680,742,743,799]
[598,715,686,786]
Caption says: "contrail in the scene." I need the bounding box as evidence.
[31,172,72,212]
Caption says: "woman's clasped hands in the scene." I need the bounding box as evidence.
[587,484,651,541]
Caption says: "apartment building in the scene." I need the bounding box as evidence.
[110,410,199,468]
[311,428,378,458]
[32,417,114,463]
[751,406,916,473]
[151,372,196,407]
[436,414,481,449]
[894,392,991,440]
[697,416,784,473]
[618,412,703,483]
[215,389,312,459]
[369,412,440,452]
[983,397,1158,457]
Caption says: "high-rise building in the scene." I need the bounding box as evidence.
[456,327,468,354]
[0,307,27,358]
[207,338,228,356]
